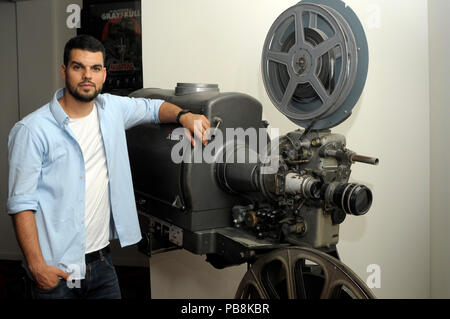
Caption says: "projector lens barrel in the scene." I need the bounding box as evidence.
[328,183,373,216]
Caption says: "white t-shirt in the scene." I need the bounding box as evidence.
[69,104,110,254]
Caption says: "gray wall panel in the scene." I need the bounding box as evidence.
[0,2,22,259]
[429,0,450,299]
[16,0,59,117]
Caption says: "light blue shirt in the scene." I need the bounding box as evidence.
[7,88,164,279]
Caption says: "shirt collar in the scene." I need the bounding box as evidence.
[50,88,106,127]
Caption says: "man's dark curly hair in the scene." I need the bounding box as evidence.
[63,34,106,66]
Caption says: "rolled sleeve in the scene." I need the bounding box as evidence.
[7,124,43,215]
[111,95,164,129]
[7,194,39,215]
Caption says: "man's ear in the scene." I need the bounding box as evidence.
[102,66,107,84]
[61,64,66,82]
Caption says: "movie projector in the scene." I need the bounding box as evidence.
[127,0,378,299]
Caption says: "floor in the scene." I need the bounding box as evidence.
[0,259,151,299]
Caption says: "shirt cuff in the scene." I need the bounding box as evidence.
[7,195,38,215]
[152,99,165,124]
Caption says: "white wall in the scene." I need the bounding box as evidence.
[429,0,450,299]
[142,0,430,298]
[336,0,430,299]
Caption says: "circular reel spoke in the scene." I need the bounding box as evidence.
[309,12,318,28]
[280,79,298,112]
[266,51,291,66]
[293,7,306,47]
[309,74,332,105]
[293,258,308,298]
[235,247,376,299]
[312,35,340,59]
[236,269,270,299]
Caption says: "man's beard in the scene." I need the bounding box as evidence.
[66,80,102,102]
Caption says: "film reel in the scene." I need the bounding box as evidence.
[235,247,375,299]
[262,0,369,129]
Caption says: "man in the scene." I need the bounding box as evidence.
[7,35,210,299]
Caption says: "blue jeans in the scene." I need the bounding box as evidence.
[30,254,121,299]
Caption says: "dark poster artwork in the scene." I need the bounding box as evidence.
[80,0,142,96]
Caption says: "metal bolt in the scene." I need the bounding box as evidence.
[297,57,307,72]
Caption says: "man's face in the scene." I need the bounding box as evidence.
[62,49,106,102]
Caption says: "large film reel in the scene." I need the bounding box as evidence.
[262,0,369,129]
[236,247,375,299]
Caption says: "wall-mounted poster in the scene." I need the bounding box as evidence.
[80,0,142,96]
